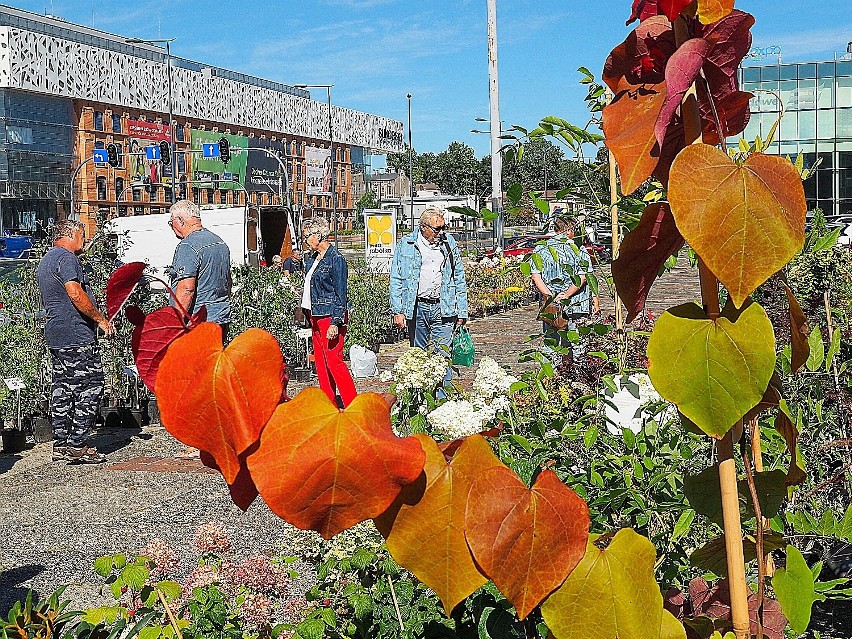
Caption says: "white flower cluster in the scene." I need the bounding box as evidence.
[427,399,496,440]
[389,347,447,394]
[472,356,518,402]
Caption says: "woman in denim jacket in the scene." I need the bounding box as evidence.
[301,217,357,407]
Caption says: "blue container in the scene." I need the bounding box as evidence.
[0,235,33,258]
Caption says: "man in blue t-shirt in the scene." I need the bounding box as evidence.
[36,220,115,464]
[167,200,232,339]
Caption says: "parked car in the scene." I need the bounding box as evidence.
[482,235,611,264]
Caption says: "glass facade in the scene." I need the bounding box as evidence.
[738,59,852,219]
[0,89,74,233]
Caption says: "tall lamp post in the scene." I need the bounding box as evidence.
[486,0,504,251]
[294,84,337,248]
[472,117,503,250]
[407,93,414,232]
[126,37,176,204]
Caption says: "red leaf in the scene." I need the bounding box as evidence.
[106,262,147,321]
[155,323,284,484]
[656,38,712,149]
[464,467,590,619]
[689,577,787,639]
[604,16,675,93]
[612,203,684,323]
[200,449,259,512]
[126,305,207,392]
[247,389,426,539]
[628,0,693,25]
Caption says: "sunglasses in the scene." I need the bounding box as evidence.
[426,224,447,233]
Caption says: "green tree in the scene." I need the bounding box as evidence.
[503,138,566,192]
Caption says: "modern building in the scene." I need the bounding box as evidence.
[738,51,852,219]
[0,5,404,236]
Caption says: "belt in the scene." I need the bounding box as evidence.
[416,296,440,304]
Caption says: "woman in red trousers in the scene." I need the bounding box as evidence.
[300,217,357,407]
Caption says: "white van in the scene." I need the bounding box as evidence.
[109,205,296,277]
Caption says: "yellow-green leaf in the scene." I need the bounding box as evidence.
[772,545,816,634]
[541,529,686,639]
[647,301,776,438]
[806,325,825,372]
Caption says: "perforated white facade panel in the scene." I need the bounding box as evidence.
[0,26,404,153]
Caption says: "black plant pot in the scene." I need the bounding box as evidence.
[1,430,27,454]
[32,417,52,444]
[119,407,144,429]
[100,406,122,429]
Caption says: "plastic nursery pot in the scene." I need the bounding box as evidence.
[1,429,27,454]
[100,406,122,429]
[119,407,144,429]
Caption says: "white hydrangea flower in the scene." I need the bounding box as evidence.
[391,348,447,393]
[471,357,518,402]
[427,399,491,441]
[379,369,393,383]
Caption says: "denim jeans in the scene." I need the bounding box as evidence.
[542,314,587,367]
[407,300,455,390]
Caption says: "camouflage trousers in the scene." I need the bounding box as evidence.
[50,343,104,448]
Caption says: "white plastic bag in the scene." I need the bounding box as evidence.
[350,344,379,378]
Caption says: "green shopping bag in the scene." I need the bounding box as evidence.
[452,326,475,366]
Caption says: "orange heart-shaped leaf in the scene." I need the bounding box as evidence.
[375,434,504,614]
[464,467,590,619]
[603,81,667,195]
[668,145,806,307]
[155,323,284,483]
[248,388,426,539]
[200,449,259,512]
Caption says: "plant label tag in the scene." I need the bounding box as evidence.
[3,378,25,391]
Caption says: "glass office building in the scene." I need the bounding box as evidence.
[0,89,74,234]
[739,58,852,218]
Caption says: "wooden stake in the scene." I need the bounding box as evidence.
[674,14,751,639]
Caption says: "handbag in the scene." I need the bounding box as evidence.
[452,326,475,366]
[538,302,568,330]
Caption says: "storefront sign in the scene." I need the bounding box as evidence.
[364,208,396,273]
[246,138,286,193]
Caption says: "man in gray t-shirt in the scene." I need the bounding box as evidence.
[167,200,232,336]
[36,220,114,464]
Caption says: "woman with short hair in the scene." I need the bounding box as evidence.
[301,217,357,406]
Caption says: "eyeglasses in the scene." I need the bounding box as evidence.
[167,218,176,228]
[302,232,319,241]
[425,224,447,233]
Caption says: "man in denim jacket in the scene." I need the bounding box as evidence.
[390,208,468,386]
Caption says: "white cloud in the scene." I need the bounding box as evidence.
[754,26,852,60]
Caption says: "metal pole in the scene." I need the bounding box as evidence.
[166,40,175,204]
[326,87,337,248]
[407,93,414,233]
[486,0,504,252]
[70,157,95,222]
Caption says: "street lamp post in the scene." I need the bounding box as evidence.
[407,93,414,232]
[294,84,337,247]
[126,37,176,204]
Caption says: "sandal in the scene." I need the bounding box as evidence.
[67,447,107,464]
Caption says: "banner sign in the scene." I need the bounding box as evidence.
[128,120,172,185]
[364,208,396,273]
[246,138,285,193]
[305,146,332,196]
[190,129,248,190]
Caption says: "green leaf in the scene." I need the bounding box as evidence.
[806,325,825,371]
[320,607,338,627]
[109,579,124,600]
[297,619,326,639]
[139,627,162,639]
[156,580,182,601]
[773,545,816,634]
[826,328,841,372]
[584,426,599,449]
[113,554,127,570]
[509,434,532,454]
[507,183,523,206]
[812,227,841,252]
[672,510,695,543]
[691,531,786,577]
[531,194,550,217]
[647,301,776,438]
[94,556,114,578]
[121,563,149,591]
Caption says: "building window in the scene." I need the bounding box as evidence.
[207,188,214,203]
[115,143,123,168]
[94,111,104,131]
[115,177,124,200]
[134,205,144,216]
[192,187,200,202]
[151,208,161,216]
[165,187,173,202]
[176,123,185,141]
[177,152,186,173]
[296,163,302,181]
[133,187,142,202]
[96,176,107,200]
[94,140,105,150]
[118,205,128,217]
[112,113,122,133]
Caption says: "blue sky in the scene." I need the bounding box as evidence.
[13,0,852,158]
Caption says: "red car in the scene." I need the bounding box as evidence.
[482,235,611,264]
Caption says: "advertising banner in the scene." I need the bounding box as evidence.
[127,119,171,185]
[364,208,396,273]
[190,129,248,190]
[305,146,332,196]
[246,137,285,193]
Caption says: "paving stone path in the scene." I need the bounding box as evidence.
[0,259,700,613]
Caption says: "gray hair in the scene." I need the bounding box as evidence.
[553,215,578,235]
[302,217,330,241]
[419,207,445,228]
[51,220,83,243]
[169,199,201,221]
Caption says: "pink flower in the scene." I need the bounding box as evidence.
[239,592,272,629]
[140,539,178,577]
[221,555,289,595]
[193,521,232,556]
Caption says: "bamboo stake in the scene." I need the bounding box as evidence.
[674,14,751,639]
[158,589,184,639]
[825,291,840,389]
[606,88,626,372]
